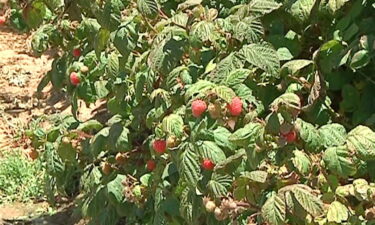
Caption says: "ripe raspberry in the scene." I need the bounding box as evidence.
[0,16,6,26]
[153,139,167,154]
[202,159,215,171]
[227,97,243,116]
[72,48,81,57]
[70,72,80,86]
[147,160,156,171]
[192,99,207,118]
[282,130,297,143]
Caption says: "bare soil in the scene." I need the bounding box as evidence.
[0,12,87,225]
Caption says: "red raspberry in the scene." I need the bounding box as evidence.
[192,99,207,118]
[72,48,81,57]
[153,139,167,154]
[202,159,215,171]
[147,160,156,171]
[282,130,298,143]
[0,16,6,26]
[227,97,243,116]
[70,72,80,86]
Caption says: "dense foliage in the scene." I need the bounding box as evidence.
[8,0,375,224]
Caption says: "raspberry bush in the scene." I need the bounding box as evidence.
[8,0,375,224]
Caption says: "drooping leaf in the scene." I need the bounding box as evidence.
[327,201,349,223]
[290,185,324,217]
[240,170,268,183]
[179,187,201,224]
[292,150,312,175]
[179,144,201,187]
[261,192,286,225]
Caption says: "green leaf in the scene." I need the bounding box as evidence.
[285,0,317,23]
[261,192,286,225]
[198,141,226,164]
[270,93,301,118]
[213,127,237,152]
[207,173,232,198]
[94,28,110,57]
[162,114,184,138]
[77,120,103,132]
[323,146,357,177]
[350,50,370,70]
[239,43,280,79]
[207,53,243,84]
[318,40,345,74]
[211,86,236,103]
[185,80,215,101]
[229,123,264,147]
[23,1,47,29]
[179,144,201,187]
[107,174,126,205]
[214,149,246,172]
[97,0,123,32]
[148,37,185,75]
[248,0,282,17]
[223,69,251,87]
[290,185,324,217]
[292,150,311,175]
[280,60,313,77]
[114,23,138,57]
[240,170,268,183]
[107,52,120,77]
[108,123,131,152]
[327,0,350,13]
[347,126,375,161]
[177,0,202,11]
[57,142,76,162]
[327,201,349,223]
[179,188,201,224]
[190,21,218,43]
[234,17,264,43]
[295,119,322,152]
[137,0,158,19]
[94,81,110,99]
[319,123,347,148]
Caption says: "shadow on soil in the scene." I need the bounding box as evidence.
[1,205,83,225]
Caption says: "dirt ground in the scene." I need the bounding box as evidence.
[0,10,86,225]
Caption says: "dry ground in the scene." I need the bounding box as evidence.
[0,10,86,225]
